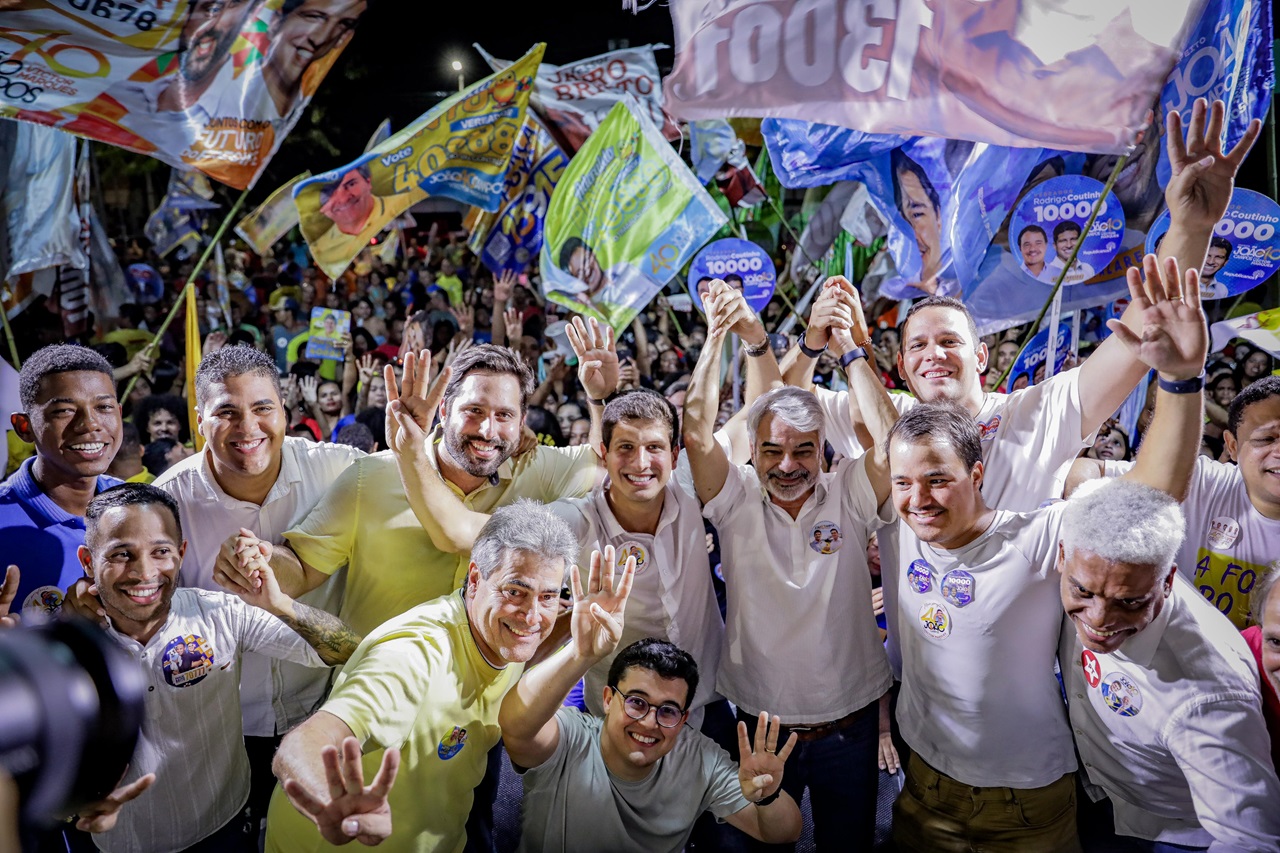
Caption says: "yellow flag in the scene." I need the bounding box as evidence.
[185,284,205,452]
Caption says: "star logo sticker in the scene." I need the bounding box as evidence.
[1081,649,1101,689]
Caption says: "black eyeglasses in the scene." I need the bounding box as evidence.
[613,690,686,728]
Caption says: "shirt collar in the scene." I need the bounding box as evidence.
[1114,580,1177,667]
[12,457,117,527]
[192,440,298,504]
[592,481,680,539]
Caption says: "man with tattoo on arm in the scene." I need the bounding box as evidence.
[73,484,361,853]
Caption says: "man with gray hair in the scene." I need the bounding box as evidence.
[683,282,898,849]
[266,499,580,852]
[1058,479,1280,850]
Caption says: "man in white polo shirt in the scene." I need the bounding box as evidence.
[683,282,898,850]
[1058,479,1280,851]
[884,257,1209,851]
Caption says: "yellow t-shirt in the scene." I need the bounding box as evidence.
[284,441,598,636]
[100,328,155,361]
[6,431,34,479]
[265,591,520,853]
[126,469,156,484]
[310,198,389,279]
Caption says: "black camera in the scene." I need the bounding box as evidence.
[0,618,145,828]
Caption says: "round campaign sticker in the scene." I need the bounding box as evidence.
[616,541,650,576]
[1206,517,1240,551]
[809,521,843,555]
[161,634,215,688]
[22,585,64,617]
[918,601,951,639]
[1008,176,1124,285]
[1145,189,1280,300]
[1081,649,1101,689]
[1099,673,1142,717]
[977,415,1002,442]
[687,237,776,315]
[940,570,975,608]
[438,726,469,760]
[906,560,933,594]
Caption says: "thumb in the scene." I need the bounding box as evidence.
[1104,319,1142,351]
[751,774,774,793]
[1173,154,1215,183]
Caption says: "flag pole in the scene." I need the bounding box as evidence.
[0,294,21,369]
[119,186,252,402]
[994,153,1129,391]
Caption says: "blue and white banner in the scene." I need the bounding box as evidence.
[1145,189,1280,300]
[687,237,776,314]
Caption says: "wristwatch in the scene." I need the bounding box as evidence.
[839,347,868,368]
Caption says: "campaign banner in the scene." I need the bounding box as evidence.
[469,116,567,277]
[762,118,906,189]
[234,171,310,254]
[1008,176,1125,286]
[305,306,349,360]
[1144,189,1280,300]
[1,0,369,189]
[126,263,164,304]
[1006,322,1073,391]
[295,44,544,279]
[687,237,776,314]
[540,97,726,330]
[1155,0,1274,188]
[664,0,1208,153]
[476,43,678,153]
[1210,311,1280,356]
[0,119,84,281]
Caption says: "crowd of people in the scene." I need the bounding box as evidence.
[0,99,1277,853]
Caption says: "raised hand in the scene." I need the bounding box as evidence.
[299,374,319,407]
[737,712,798,803]
[494,269,518,303]
[357,354,378,385]
[568,545,635,662]
[443,337,473,370]
[74,773,156,833]
[449,305,475,338]
[282,374,301,410]
[1106,254,1207,380]
[503,306,523,345]
[0,565,19,628]
[1164,98,1262,232]
[385,351,449,458]
[708,280,765,344]
[283,737,400,847]
[567,316,620,401]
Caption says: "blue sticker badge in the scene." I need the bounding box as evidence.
[1145,189,1280,300]
[809,521,843,555]
[906,560,933,594]
[1100,673,1142,717]
[1008,175,1125,285]
[161,634,215,688]
[941,570,975,608]
[438,726,469,760]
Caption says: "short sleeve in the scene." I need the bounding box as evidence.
[544,498,591,543]
[835,454,887,534]
[1013,504,1069,578]
[227,596,326,669]
[702,463,752,527]
[285,459,362,576]
[526,445,600,503]
[696,735,753,819]
[323,629,442,750]
[814,387,861,458]
[1003,370,1090,458]
[520,707,591,778]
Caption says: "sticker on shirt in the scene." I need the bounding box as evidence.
[906,560,933,594]
[940,570,975,608]
[1099,673,1142,717]
[977,415,1002,442]
[809,521,842,555]
[616,541,650,576]
[438,726,468,760]
[1080,649,1101,689]
[1206,517,1240,551]
[22,585,63,617]
[161,634,215,688]
[918,601,951,639]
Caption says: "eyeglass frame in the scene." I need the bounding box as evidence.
[606,687,687,729]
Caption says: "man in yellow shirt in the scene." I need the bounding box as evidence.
[310,165,387,276]
[265,500,626,852]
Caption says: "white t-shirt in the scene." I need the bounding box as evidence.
[154,436,363,735]
[95,589,325,853]
[548,484,724,722]
[893,505,1078,789]
[703,455,893,723]
[1060,576,1280,849]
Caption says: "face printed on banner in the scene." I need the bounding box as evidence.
[321,169,376,236]
[1202,242,1231,279]
[896,167,943,283]
[267,0,367,90]
[1054,225,1080,263]
[1018,226,1048,274]
[1224,395,1280,514]
[889,436,985,549]
[1058,543,1174,655]
[1084,100,1163,230]
[898,306,988,405]
[751,413,821,506]
[178,0,261,86]
[567,244,605,294]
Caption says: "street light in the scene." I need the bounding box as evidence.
[451,60,464,92]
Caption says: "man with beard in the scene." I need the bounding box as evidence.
[682,282,899,850]
[254,0,367,130]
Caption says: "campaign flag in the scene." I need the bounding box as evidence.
[211,243,231,329]
[184,282,204,452]
[687,237,776,314]
[89,206,131,325]
[0,120,84,281]
[1006,322,1073,390]
[664,0,1208,153]
[1211,310,1280,356]
[476,43,678,153]
[294,44,544,279]
[762,119,906,189]
[234,171,311,254]
[540,97,726,329]
[1145,189,1280,300]
[1,0,369,188]
[469,116,567,276]
[364,119,392,153]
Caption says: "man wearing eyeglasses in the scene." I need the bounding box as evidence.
[502,631,802,852]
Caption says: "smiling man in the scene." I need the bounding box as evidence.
[1057,479,1280,851]
[1017,224,1051,281]
[258,0,368,126]
[266,500,579,853]
[0,345,122,619]
[310,165,387,267]
[885,256,1210,851]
